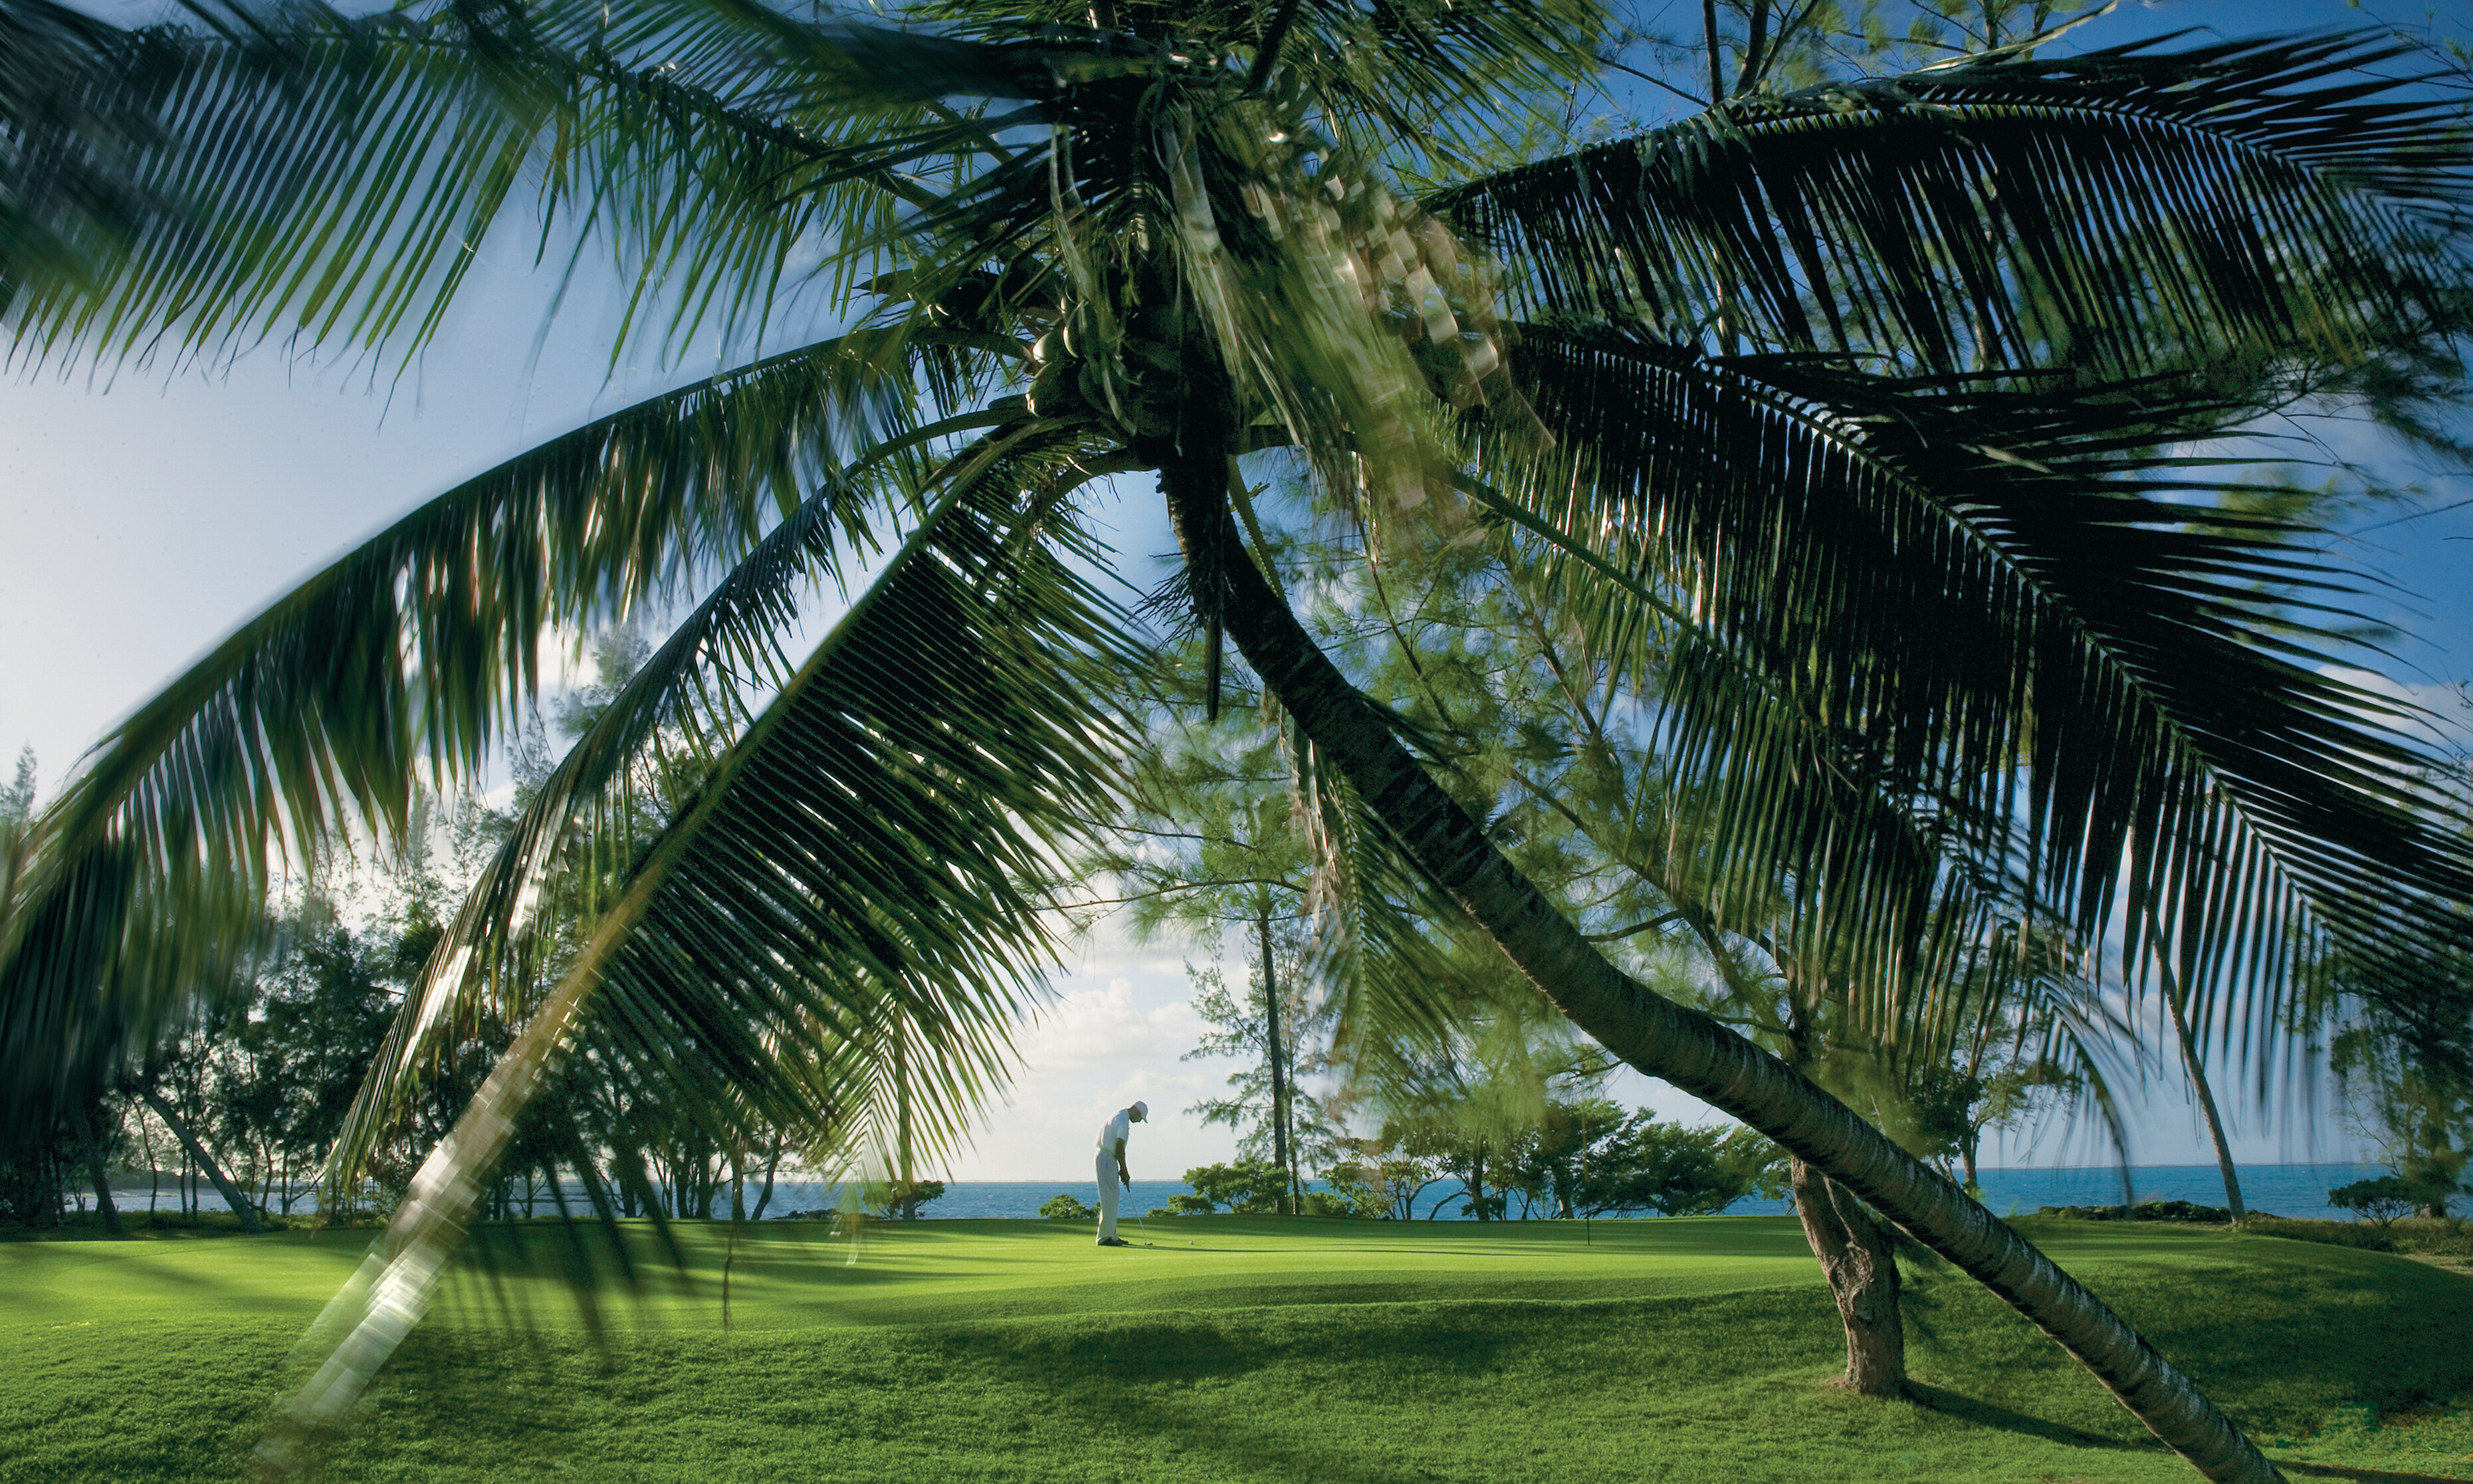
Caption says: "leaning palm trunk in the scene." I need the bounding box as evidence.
[139,1087,261,1234]
[1157,451,2284,1484]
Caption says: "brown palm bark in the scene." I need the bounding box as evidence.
[1156,447,2284,1484]
[1791,1158,1905,1394]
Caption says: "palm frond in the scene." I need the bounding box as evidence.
[3,0,996,371]
[0,328,959,1134]
[907,0,1609,167]
[1475,325,2473,1063]
[322,411,1125,1186]
[274,425,1136,1448]
[1430,32,2473,377]
[0,0,193,314]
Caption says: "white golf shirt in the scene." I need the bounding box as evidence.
[1097,1108,1131,1158]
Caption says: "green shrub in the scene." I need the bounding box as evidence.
[0,1208,320,1241]
[870,1180,946,1219]
[2248,1216,2395,1252]
[1180,1160,1291,1214]
[2246,1212,2472,1259]
[1037,1194,1095,1220]
[2033,1200,2231,1223]
[1300,1189,1378,1218]
[2391,1216,2473,1259]
[2330,1176,2417,1226]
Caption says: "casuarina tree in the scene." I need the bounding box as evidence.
[5,2,2473,1480]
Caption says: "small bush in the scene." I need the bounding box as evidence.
[1181,1161,1291,1214]
[2034,1200,2232,1224]
[2329,1176,2428,1227]
[1300,1190,1378,1218]
[0,1208,314,1242]
[1039,1194,1095,1220]
[2248,1216,2395,1252]
[2399,1216,2473,1260]
[870,1180,946,1219]
[2252,1214,2472,1261]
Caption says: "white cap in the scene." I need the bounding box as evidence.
[1130,1101,1149,1120]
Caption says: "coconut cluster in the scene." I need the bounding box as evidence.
[1025,296,1198,446]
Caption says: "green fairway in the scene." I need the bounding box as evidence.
[3,1216,2468,1482]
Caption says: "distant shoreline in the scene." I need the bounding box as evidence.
[80,1160,2390,1222]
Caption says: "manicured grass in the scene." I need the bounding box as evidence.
[3,1216,2468,1481]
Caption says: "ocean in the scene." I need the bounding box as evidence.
[106,1162,2386,1221]
[750,1162,2380,1221]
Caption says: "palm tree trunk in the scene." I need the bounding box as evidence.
[2161,966,2246,1223]
[1791,1158,1905,1395]
[1158,455,2284,1484]
[138,1087,261,1233]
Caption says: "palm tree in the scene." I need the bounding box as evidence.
[5,3,2473,1480]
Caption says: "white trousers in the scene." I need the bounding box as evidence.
[1095,1152,1121,1241]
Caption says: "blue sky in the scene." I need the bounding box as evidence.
[2,0,2464,1180]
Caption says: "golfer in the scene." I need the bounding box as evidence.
[1094,1101,1147,1246]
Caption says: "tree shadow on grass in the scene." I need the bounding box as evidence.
[925,1305,1526,1484]
[2272,1463,2473,1483]
[1905,1382,2151,1454]
[1908,1385,2473,1484]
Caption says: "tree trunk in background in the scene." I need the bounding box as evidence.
[73,1107,124,1236]
[1792,1158,1905,1394]
[897,1009,916,1220]
[1259,901,1292,1214]
[1161,455,2287,1484]
[562,1127,619,1221]
[1777,969,1909,1391]
[139,1087,260,1233]
[752,1136,782,1222]
[2162,972,2246,1223]
[141,1116,160,1216]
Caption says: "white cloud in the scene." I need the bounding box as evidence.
[2317,666,2472,750]
[1010,976,1203,1070]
